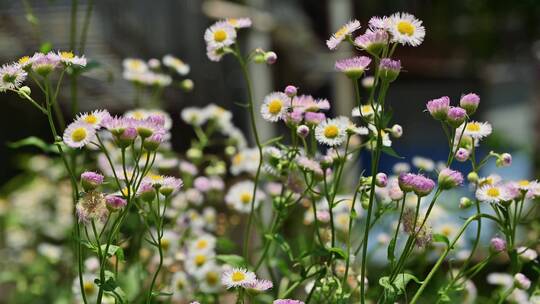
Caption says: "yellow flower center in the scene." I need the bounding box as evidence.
[518,180,530,187]
[466,123,481,132]
[441,226,453,237]
[231,271,246,282]
[240,192,252,204]
[71,128,87,142]
[228,18,238,26]
[397,21,415,36]
[206,272,219,284]
[335,26,348,38]
[132,111,144,119]
[487,187,500,197]
[84,115,97,124]
[18,56,30,65]
[149,174,163,181]
[232,154,243,165]
[195,254,206,266]
[324,125,339,138]
[268,99,283,115]
[361,105,373,115]
[60,51,74,59]
[196,239,208,249]
[83,281,95,294]
[160,239,170,251]
[214,30,227,42]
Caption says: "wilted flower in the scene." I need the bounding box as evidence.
[76,191,108,223]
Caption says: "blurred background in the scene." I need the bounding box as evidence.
[0,0,539,183]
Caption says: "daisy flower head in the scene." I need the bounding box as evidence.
[460,93,480,115]
[204,21,237,50]
[31,52,60,76]
[56,51,87,67]
[76,191,108,224]
[326,19,361,50]
[159,176,183,196]
[352,104,379,120]
[221,268,256,289]
[261,91,290,122]
[388,12,426,47]
[368,16,390,30]
[457,121,492,140]
[0,63,27,91]
[123,58,148,74]
[354,30,388,55]
[476,184,511,203]
[426,96,450,121]
[63,121,96,148]
[196,264,223,293]
[75,110,111,129]
[189,234,217,253]
[315,116,349,146]
[226,17,252,29]
[181,107,210,126]
[134,117,165,138]
[206,45,225,62]
[379,58,401,82]
[163,54,190,75]
[335,56,371,79]
[447,107,467,128]
[225,180,266,213]
[294,95,331,112]
[296,156,324,177]
[246,279,273,292]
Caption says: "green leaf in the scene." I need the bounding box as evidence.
[39,42,53,53]
[216,237,236,253]
[381,146,403,159]
[8,136,59,153]
[379,273,422,300]
[216,254,247,267]
[433,234,450,247]
[328,247,346,260]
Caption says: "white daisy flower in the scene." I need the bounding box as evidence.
[352,104,380,119]
[368,16,390,30]
[226,17,252,28]
[204,22,237,49]
[123,58,148,73]
[181,107,210,126]
[388,12,426,46]
[63,121,96,148]
[457,121,492,140]
[163,54,190,76]
[230,148,260,176]
[412,156,435,172]
[188,234,217,253]
[221,268,256,289]
[194,263,223,293]
[326,19,361,50]
[225,180,265,213]
[56,51,87,66]
[185,251,215,275]
[75,110,111,129]
[206,45,225,62]
[478,174,502,187]
[367,124,392,147]
[0,63,27,91]
[170,272,193,301]
[315,116,349,146]
[476,184,511,203]
[261,92,290,122]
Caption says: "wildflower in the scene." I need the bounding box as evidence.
[76,191,108,223]
[457,121,492,140]
[226,17,252,28]
[159,176,183,196]
[455,148,469,162]
[438,168,463,189]
[388,12,425,46]
[375,173,388,187]
[63,121,96,148]
[185,251,214,275]
[264,51,278,64]
[326,19,361,50]
[75,109,111,129]
[246,279,273,292]
[388,179,404,200]
[447,107,467,128]
[196,264,222,293]
[517,246,538,262]
[296,125,310,138]
[56,51,87,66]
[105,195,127,211]
[123,58,148,73]
[459,197,473,209]
[476,184,511,203]
[274,300,305,304]
[487,273,513,287]
[398,173,435,196]
[206,46,225,62]
[315,116,349,146]
[261,92,290,122]
[514,273,531,290]
[496,153,512,167]
[490,237,506,253]
[460,93,480,115]
[293,95,330,112]
[352,104,379,119]
[412,156,435,172]
[378,58,401,82]
[134,117,165,138]
[402,208,432,247]
[296,156,323,177]
[0,63,27,91]
[162,54,190,75]
[368,16,390,30]
[137,182,156,202]
[284,85,297,97]
[362,76,375,88]
[31,52,59,76]
[354,30,388,54]
[335,56,371,79]
[204,21,236,50]
[143,133,163,151]
[230,148,260,176]
[426,96,450,120]
[390,124,403,138]
[80,171,104,191]
[188,234,217,253]
[225,181,265,213]
[221,268,256,289]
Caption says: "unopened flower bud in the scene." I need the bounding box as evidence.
[375,173,388,187]
[180,79,194,92]
[455,148,470,162]
[459,197,472,209]
[514,273,531,290]
[426,96,450,121]
[467,172,479,183]
[264,51,277,64]
[460,93,480,115]
[390,124,403,138]
[296,125,309,138]
[447,107,467,128]
[496,153,512,167]
[105,195,127,211]
[18,86,31,97]
[116,127,137,148]
[490,237,506,252]
[187,148,202,161]
[361,76,375,89]
[379,58,400,82]
[80,171,104,191]
[143,133,163,151]
[438,168,463,190]
[284,85,298,97]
